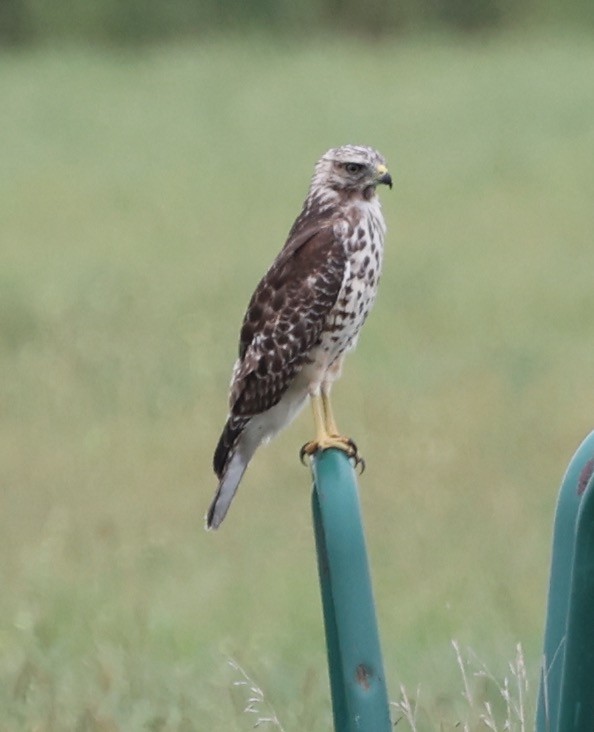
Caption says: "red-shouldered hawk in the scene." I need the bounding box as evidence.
[207,145,392,529]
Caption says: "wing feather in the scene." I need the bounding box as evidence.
[230,224,345,416]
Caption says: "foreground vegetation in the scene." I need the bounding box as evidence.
[1,32,594,730]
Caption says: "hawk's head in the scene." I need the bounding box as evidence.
[313,145,392,198]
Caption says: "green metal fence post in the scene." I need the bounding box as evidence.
[536,430,594,732]
[311,448,391,732]
[555,446,594,730]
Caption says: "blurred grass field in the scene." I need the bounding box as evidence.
[1,31,594,730]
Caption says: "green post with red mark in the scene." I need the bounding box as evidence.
[537,430,594,731]
[311,448,391,731]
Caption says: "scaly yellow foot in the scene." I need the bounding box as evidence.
[299,391,366,471]
[299,434,365,471]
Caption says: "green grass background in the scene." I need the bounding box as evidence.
[1,31,594,730]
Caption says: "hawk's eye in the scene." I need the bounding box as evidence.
[345,162,363,174]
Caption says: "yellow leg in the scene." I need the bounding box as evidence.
[300,393,363,467]
[312,392,328,443]
[321,389,340,436]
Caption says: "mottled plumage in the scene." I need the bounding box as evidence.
[207,145,392,529]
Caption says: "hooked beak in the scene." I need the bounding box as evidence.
[375,163,393,189]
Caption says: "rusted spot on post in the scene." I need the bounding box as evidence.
[578,459,594,495]
[356,663,372,690]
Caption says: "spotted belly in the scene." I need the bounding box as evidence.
[326,273,377,357]
[325,213,384,355]
[300,203,385,389]
[309,253,382,383]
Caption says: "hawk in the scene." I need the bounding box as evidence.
[206,145,392,529]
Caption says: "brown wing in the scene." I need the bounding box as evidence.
[229,225,345,417]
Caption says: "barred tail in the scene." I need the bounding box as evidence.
[206,416,253,530]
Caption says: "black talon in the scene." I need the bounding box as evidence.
[344,437,358,455]
[353,454,366,474]
[299,442,315,465]
[299,445,308,465]
[336,437,366,475]
[342,438,365,473]
[346,445,365,474]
